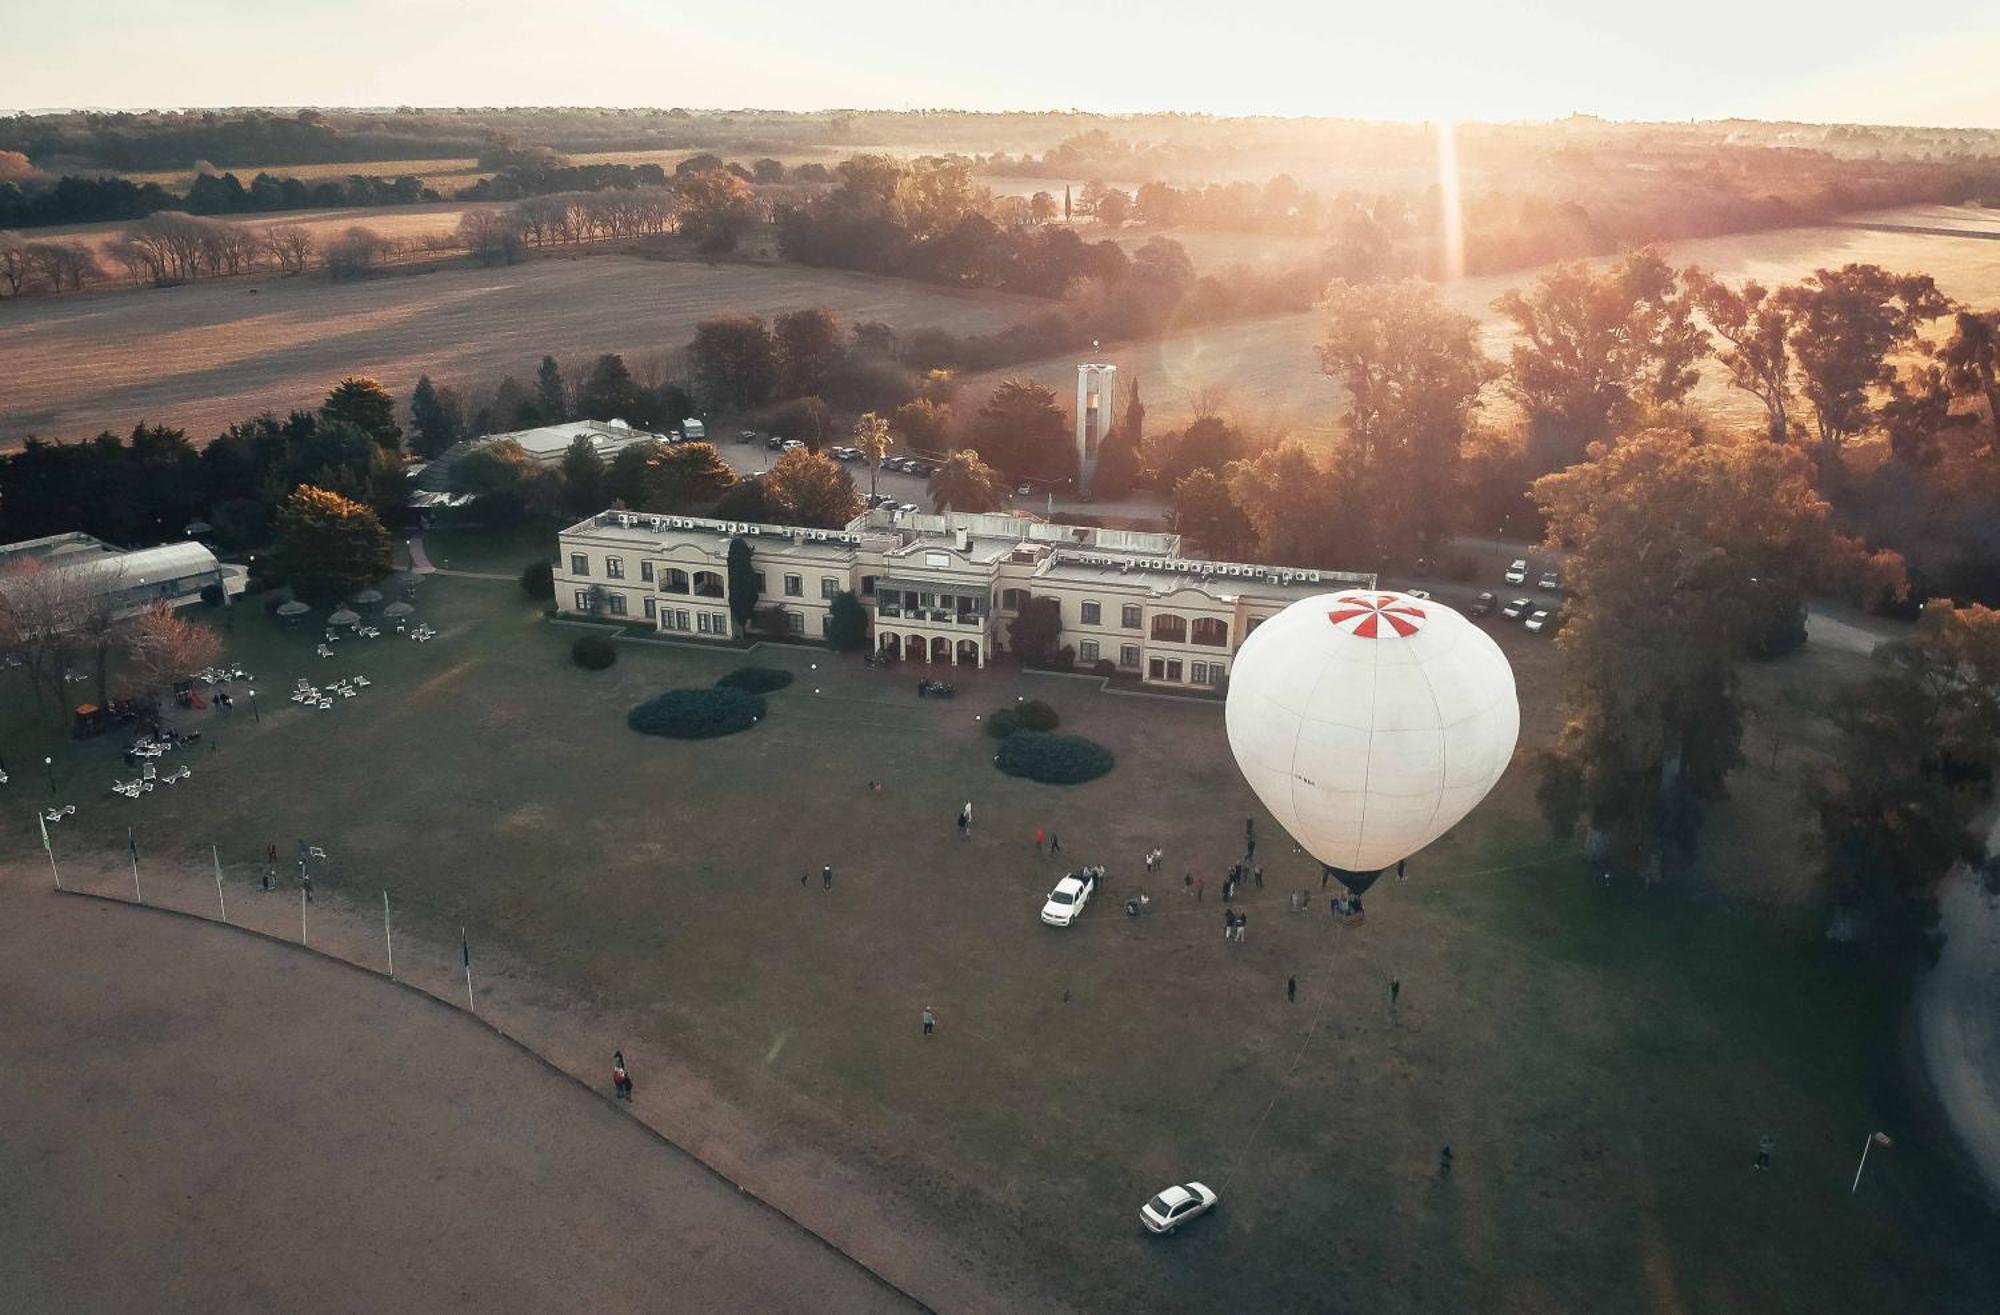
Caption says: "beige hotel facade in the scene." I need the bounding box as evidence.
[554,508,1373,689]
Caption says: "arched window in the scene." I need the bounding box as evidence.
[692,570,725,599]
[1191,617,1229,647]
[663,567,690,594]
[1150,614,1187,643]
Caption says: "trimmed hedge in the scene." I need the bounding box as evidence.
[986,708,1024,738]
[716,665,795,694]
[1017,699,1060,731]
[628,687,765,739]
[994,731,1115,784]
[572,635,617,670]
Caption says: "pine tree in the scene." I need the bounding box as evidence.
[408,375,463,459]
[1092,377,1145,498]
[534,356,569,423]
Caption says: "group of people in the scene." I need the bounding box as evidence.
[1223,908,1249,942]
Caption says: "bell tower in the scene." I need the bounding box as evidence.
[1076,352,1116,499]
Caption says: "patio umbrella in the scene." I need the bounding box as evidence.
[383,601,415,618]
[350,588,384,605]
[328,607,361,626]
[275,600,311,618]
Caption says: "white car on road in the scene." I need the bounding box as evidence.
[1040,870,1097,926]
[1504,558,1529,585]
[1140,1182,1219,1234]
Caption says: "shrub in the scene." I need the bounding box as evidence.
[1017,698,1060,731]
[520,559,555,599]
[1092,659,1117,677]
[261,592,288,615]
[572,635,618,669]
[717,665,794,693]
[199,583,225,607]
[986,708,1024,738]
[994,731,1115,784]
[627,687,765,739]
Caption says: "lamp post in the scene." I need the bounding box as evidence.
[248,688,261,723]
[43,755,55,795]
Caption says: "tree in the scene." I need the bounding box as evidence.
[1173,469,1255,558]
[559,434,608,515]
[534,355,569,422]
[1095,189,1131,229]
[1531,428,1902,881]
[727,536,760,633]
[1939,310,2000,453]
[1091,377,1145,497]
[712,475,769,523]
[1318,279,1494,552]
[457,209,522,265]
[690,315,778,411]
[321,376,402,451]
[577,353,645,421]
[124,602,221,702]
[408,375,463,459]
[1495,252,1704,473]
[605,439,660,508]
[828,590,869,650]
[1008,596,1062,666]
[763,448,861,527]
[1226,441,1351,566]
[890,399,951,459]
[519,559,554,599]
[1811,601,2000,967]
[1688,271,1796,444]
[0,558,103,715]
[968,378,1071,482]
[930,449,1001,512]
[1154,415,1246,487]
[852,411,893,500]
[675,168,756,249]
[265,223,314,273]
[773,307,844,399]
[272,485,393,603]
[1776,264,1951,462]
[323,225,391,278]
[642,442,737,512]
[1029,191,1058,224]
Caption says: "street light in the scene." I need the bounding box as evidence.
[248,688,261,723]
[44,755,54,794]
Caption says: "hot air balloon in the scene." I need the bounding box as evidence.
[1224,590,1519,893]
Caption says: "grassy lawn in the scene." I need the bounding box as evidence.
[3,577,1992,1312]
[417,521,559,576]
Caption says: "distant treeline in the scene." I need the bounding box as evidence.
[0,109,482,172]
[0,170,439,229]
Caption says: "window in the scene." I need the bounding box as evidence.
[1151,614,1187,643]
[697,612,726,635]
[640,561,654,583]
[820,576,839,599]
[1081,601,1101,625]
[784,573,803,597]
[644,597,657,619]
[1191,617,1229,647]
[692,571,724,599]
[786,610,805,635]
[570,553,590,577]
[1122,603,1143,630]
[1247,616,1266,635]
[754,571,767,592]
[820,615,832,637]
[861,575,877,596]
[664,567,690,594]
[607,593,627,616]
[1191,660,1225,685]
[1148,657,1184,682]
[1119,643,1140,669]
[1002,588,1028,611]
[605,556,625,580]
[1079,639,1100,663]
[574,589,593,611]
[663,609,691,632]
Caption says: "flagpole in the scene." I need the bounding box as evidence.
[1852,1134,1883,1193]
[128,826,142,903]
[462,927,474,1013]
[212,844,227,922]
[383,891,395,980]
[40,811,61,890]
[301,887,308,944]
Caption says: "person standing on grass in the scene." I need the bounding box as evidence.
[922,1005,936,1037]
[1035,828,1045,852]
[1287,975,1296,1003]
[612,1050,632,1101]
[1253,865,1263,889]
[822,864,833,891]
[1223,909,1234,940]
[1235,911,1248,943]
[1439,1145,1453,1178]
[1196,877,1205,902]
[1397,858,1407,881]
[1184,872,1193,894]
[1755,1135,1773,1170]
[1049,832,1060,855]
[961,801,973,836]
[1390,977,1401,1005]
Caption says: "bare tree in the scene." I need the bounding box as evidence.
[0,230,27,296]
[323,226,392,279]
[264,223,316,274]
[0,560,105,716]
[456,209,523,265]
[124,601,221,703]
[23,240,103,293]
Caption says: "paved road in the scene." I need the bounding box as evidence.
[0,879,916,1314]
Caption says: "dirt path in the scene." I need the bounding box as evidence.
[1916,813,2000,1208]
[0,873,921,1314]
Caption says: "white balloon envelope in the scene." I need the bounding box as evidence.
[1224,590,1520,876]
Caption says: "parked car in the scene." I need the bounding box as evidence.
[1016,484,1033,495]
[1140,1182,1219,1235]
[1538,570,1562,592]
[1406,589,1432,601]
[1501,597,1533,621]
[1040,870,1097,926]
[895,502,919,515]
[781,439,805,451]
[738,429,759,444]
[1525,606,1562,635]
[1469,591,1497,617]
[766,434,787,450]
[1504,558,1529,585]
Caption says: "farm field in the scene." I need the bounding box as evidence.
[963,209,2000,448]
[29,199,504,268]
[2,572,1994,1313]
[0,253,1042,445]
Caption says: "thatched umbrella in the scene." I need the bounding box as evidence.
[275,600,310,619]
[351,588,384,606]
[383,601,415,618]
[328,607,361,626]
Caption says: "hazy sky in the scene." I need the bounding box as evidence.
[4,0,1996,127]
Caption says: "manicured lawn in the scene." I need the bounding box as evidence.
[3,579,1991,1312]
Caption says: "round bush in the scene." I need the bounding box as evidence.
[986,708,1024,739]
[572,635,618,670]
[199,582,225,607]
[520,559,555,599]
[1017,699,1060,732]
[994,731,1115,784]
[716,665,795,694]
[628,687,765,739]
